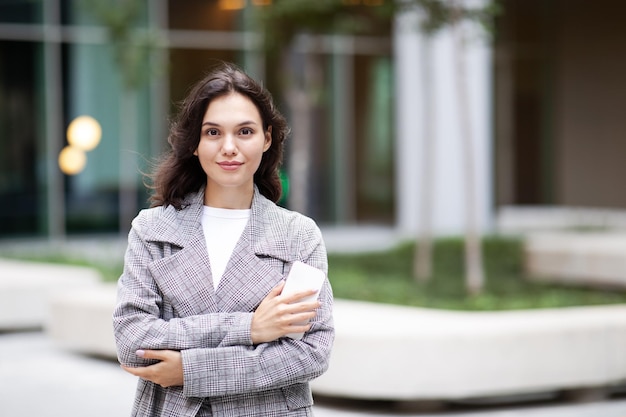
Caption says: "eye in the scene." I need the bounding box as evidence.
[205,128,219,137]
[240,127,254,136]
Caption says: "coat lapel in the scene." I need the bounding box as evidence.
[148,230,218,316]
[215,188,295,312]
[143,189,205,248]
[214,231,284,313]
[146,189,219,316]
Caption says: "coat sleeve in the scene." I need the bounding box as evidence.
[113,213,254,368]
[181,218,335,398]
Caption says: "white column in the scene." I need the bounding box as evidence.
[393,9,424,235]
[393,5,493,236]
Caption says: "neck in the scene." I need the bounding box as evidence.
[204,184,254,209]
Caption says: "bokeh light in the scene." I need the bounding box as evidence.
[58,145,87,175]
[66,115,102,151]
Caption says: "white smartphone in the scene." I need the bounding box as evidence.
[281,261,326,340]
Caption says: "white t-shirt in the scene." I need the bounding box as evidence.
[201,206,250,290]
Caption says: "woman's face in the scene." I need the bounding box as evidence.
[194,92,271,202]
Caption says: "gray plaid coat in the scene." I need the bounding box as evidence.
[113,187,334,417]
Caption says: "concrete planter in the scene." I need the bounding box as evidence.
[0,258,101,330]
[525,232,626,289]
[311,299,626,401]
[41,281,626,402]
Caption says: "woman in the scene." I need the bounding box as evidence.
[113,62,334,417]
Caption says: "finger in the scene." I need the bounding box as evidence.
[121,365,146,378]
[287,311,317,324]
[121,365,135,375]
[283,289,318,303]
[286,300,320,313]
[271,280,286,294]
[136,349,166,360]
[122,364,162,385]
[287,322,312,335]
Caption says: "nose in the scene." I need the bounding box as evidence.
[221,134,238,155]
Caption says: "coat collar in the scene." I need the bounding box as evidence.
[143,186,293,262]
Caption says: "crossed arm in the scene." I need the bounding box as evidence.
[121,281,320,388]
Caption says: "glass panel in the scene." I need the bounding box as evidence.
[0,40,42,236]
[264,50,395,226]
[168,0,241,31]
[64,41,152,233]
[0,0,43,24]
[169,48,240,107]
[355,55,394,223]
[62,0,149,27]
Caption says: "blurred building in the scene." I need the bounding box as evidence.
[0,0,395,238]
[494,0,626,210]
[0,0,624,239]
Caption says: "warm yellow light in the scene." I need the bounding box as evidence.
[67,115,102,151]
[219,0,246,10]
[251,0,272,5]
[58,146,87,175]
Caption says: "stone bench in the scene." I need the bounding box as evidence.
[45,283,626,402]
[310,299,626,401]
[525,232,626,289]
[46,283,118,358]
[497,206,626,233]
[0,258,101,330]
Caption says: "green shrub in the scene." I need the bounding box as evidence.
[4,235,626,311]
[328,236,626,311]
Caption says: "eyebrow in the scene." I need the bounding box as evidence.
[201,121,259,127]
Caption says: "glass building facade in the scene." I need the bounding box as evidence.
[0,0,395,239]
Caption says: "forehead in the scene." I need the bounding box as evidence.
[203,92,262,122]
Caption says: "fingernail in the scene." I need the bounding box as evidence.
[136,349,145,358]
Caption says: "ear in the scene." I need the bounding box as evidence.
[193,148,198,156]
[263,126,272,152]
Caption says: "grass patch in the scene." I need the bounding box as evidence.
[329,236,626,311]
[3,236,626,311]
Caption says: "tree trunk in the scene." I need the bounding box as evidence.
[452,1,485,295]
[414,38,436,283]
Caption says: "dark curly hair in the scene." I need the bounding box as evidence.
[149,62,289,209]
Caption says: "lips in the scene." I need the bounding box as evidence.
[217,161,243,170]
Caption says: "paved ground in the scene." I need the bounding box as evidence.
[1,331,626,417]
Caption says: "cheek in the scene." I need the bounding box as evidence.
[194,147,214,173]
[253,146,268,164]
[195,141,214,159]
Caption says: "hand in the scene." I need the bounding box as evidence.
[121,349,184,388]
[251,280,321,344]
